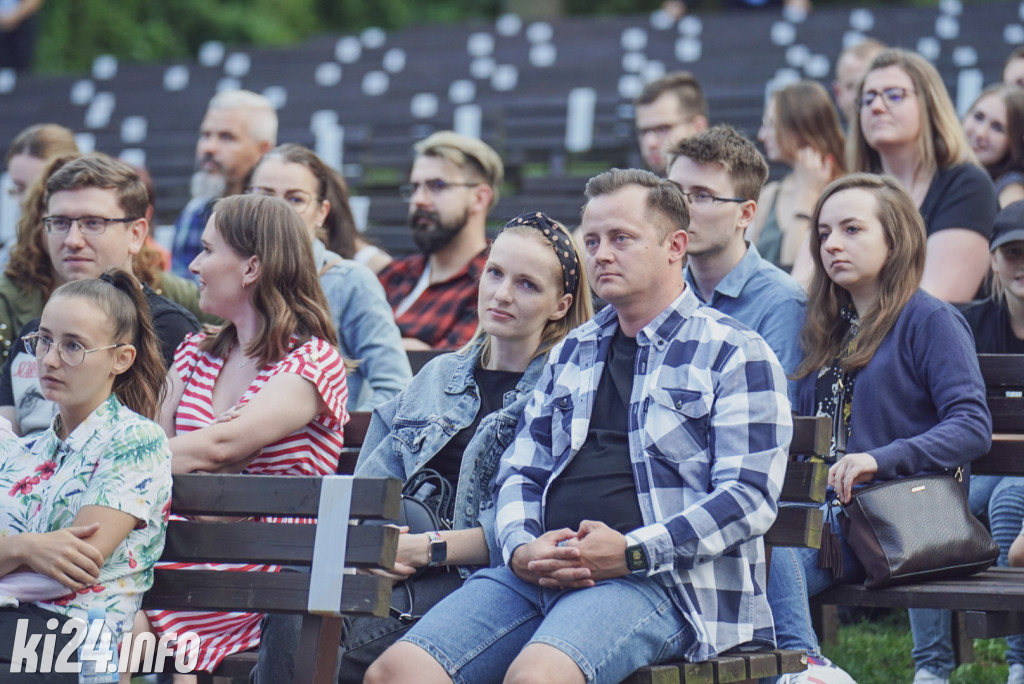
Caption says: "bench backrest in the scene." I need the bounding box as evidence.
[141,474,401,683]
[767,415,830,550]
[972,354,1024,476]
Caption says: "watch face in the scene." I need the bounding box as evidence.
[626,545,647,571]
[429,540,447,564]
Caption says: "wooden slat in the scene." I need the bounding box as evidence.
[764,506,823,549]
[744,652,779,678]
[142,570,393,616]
[622,664,681,684]
[979,354,1024,388]
[772,649,807,675]
[813,568,1024,612]
[790,415,831,458]
[988,397,1024,433]
[168,474,401,520]
[346,411,372,448]
[965,609,1024,639]
[780,462,828,504]
[679,661,714,683]
[206,651,257,679]
[709,656,747,683]
[160,521,396,567]
[973,438,1024,476]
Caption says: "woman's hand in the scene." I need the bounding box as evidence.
[368,526,424,581]
[792,147,835,199]
[209,406,243,426]
[829,452,879,504]
[17,523,104,590]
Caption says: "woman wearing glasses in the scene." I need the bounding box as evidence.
[799,49,997,303]
[141,193,348,675]
[0,270,171,682]
[247,144,411,410]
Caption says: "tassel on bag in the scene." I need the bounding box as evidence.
[818,498,844,580]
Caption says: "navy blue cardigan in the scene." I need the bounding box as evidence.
[795,290,991,480]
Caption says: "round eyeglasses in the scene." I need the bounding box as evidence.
[23,332,129,367]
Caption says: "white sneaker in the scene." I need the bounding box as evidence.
[777,655,857,684]
[912,669,950,684]
[1008,663,1024,684]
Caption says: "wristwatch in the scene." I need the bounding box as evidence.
[625,542,648,573]
[427,531,447,567]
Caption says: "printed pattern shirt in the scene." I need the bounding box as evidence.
[0,394,172,637]
[377,248,488,349]
[494,285,791,661]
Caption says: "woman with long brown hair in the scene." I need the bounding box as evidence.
[0,270,171,682]
[843,48,997,302]
[142,193,349,675]
[751,80,845,269]
[767,174,990,684]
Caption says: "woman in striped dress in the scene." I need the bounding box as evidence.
[141,193,348,674]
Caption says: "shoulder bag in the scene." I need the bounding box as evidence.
[840,470,998,589]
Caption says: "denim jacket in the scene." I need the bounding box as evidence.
[354,339,546,577]
[314,240,412,410]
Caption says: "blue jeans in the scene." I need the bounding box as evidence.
[401,566,696,684]
[768,502,866,656]
[913,474,1024,675]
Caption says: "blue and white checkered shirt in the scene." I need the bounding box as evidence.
[495,285,791,661]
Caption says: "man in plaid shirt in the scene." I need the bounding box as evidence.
[367,169,791,684]
[378,131,503,350]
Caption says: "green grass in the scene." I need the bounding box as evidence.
[824,610,1009,684]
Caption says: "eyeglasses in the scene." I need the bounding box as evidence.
[42,216,138,236]
[399,179,479,201]
[637,124,681,139]
[23,332,129,367]
[246,187,320,213]
[679,190,747,206]
[859,87,912,110]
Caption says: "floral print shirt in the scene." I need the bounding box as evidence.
[0,394,172,637]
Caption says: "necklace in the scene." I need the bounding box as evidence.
[229,340,253,369]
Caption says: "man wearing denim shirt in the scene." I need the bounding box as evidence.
[366,168,791,684]
[668,125,806,384]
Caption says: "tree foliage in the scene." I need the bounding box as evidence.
[34,0,499,73]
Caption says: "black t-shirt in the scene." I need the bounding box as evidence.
[544,329,645,535]
[959,297,1024,354]
[0,285,200,406]
[919,164,997,240]
[427,365,522,487]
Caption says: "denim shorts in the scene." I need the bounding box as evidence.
[401,565,695,684]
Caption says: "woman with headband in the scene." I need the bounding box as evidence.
[251,212,593,683]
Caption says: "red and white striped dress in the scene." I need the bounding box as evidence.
[146,332,348,672]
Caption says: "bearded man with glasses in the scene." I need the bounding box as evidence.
[379,131,505,350]
[0,154,199,436]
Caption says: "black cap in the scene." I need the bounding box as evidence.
[990,200,1024,251]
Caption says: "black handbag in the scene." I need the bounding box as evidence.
[840,471,998,589]
[376,468,462,622]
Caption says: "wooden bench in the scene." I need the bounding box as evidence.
[811,353,1024,664]
[139,473,401,683]
[624,415,831,684]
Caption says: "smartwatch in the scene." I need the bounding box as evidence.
[427,531,447,567]
[625,542,648,573]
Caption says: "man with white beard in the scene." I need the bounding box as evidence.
[378,131,504,350]
[169,90,276,280]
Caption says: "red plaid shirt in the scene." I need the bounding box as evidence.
[378,247,489,349]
